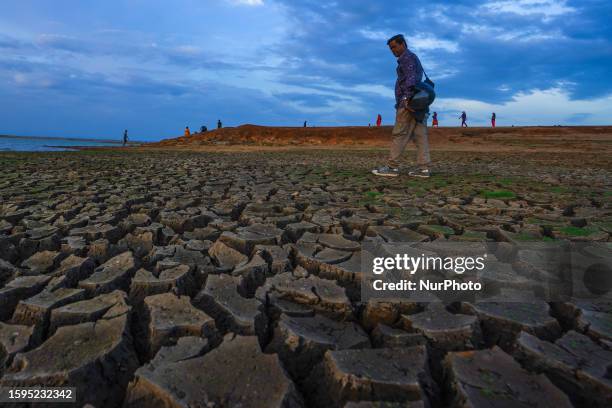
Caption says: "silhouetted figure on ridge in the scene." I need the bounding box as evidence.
[460,111,468,127]
[304,121,307,127]
[123,129,128,146]
[184,126,191,137]
[217,120,223,129]
[491,112,496,128]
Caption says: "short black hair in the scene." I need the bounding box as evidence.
[387,34,406,46]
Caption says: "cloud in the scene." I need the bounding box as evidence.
[351,84,394,98]
[0,0,610,139]
[274,92,350,111]
[359,30,459,53]
[0,33,29,50]
[409,34,459,53]
[173,45,203,55]
[495,29,565,42]
[434,85,612,125]
[13,73,28,85]
[479,0,575,22]
[230,0,264,6]
[36,34,91,53]
[358,29,390,41]
[461,23,565,43]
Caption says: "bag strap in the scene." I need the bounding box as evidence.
[421,61,434,86]
[417,58,430,80]
[421,63,434,87]
[422,67,430,81]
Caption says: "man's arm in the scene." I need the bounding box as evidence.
[398,52,420,100]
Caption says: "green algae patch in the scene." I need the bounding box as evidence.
[364,191,383,200]
[452,230,489,242]
[556,226,600,237]
[359,191,385,207]
[524,217,566,228]
[549,186,571,194]
[480,190,516,199]
[510,232,556,242]
[418,224,456,237]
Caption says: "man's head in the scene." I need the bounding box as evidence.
[387,34,407,57]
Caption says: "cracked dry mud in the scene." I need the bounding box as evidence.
[0,147,611,407]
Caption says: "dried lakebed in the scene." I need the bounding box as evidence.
[0,149,611,407]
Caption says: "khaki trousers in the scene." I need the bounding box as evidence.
[388,108,431,169]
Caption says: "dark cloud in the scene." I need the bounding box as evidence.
[0,34,31,50]
[0,0,610,138]
[272,0,612,103]
[272,92,349,108]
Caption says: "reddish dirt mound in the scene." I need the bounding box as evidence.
[146,124,612,153]
[152,125,396,147]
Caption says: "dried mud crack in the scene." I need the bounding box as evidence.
[0,146,611,407]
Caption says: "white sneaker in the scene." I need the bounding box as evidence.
[372,166,399,177]
[408,169,431,178]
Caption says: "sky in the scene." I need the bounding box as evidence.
[0,0,611,141]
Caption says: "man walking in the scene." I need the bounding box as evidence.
[372,34,431,178]
[491,112,496,128]
[123,129,128,146]
[460,111,468,127]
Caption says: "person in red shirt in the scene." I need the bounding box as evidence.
[184,126,191,137]
[491,112,496,128]
[432,112,438,128]
[376,114,382,127]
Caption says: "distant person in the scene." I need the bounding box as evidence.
[432,112,438,128]
[304,121,307,127]
[123,129,128,146]
[184,126,191,137]
[376,114,382,127]
[372,34,431,178]
[368,123,371,127]
[217,119,223,129]
[491,112,496,128]
[200,125,208,133]
[460,111,468,127]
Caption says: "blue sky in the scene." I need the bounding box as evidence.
[1,0,611,141]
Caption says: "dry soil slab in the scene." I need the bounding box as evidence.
[1,311,138,408]
[307,346,433,407]
[444,346,573,408]
[124,334,304,408]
